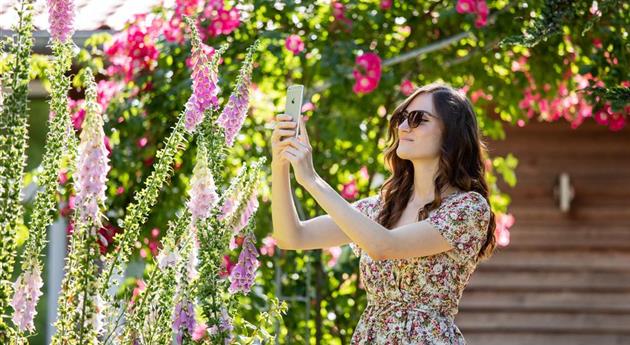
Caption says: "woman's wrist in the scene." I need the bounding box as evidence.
[271,159,288,169]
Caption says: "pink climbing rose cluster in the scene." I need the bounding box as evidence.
[331,0,352,32]
[400,79,416,96]
[513,51,628,131]
[456,0,489,28]
[47,0,75,42]
[285,34,305,55]
[104,14,161,81]
[353,52,382,95]
[494,213,514,247]
[202,2,241,39]
[165,0,241,43]
[380,0,392,10]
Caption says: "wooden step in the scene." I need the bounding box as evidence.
[504,229,630,250]
[459,290,630,313]
[455,311,630,334]
[508,225,630,233]
[502,205,630,223]
[509,155,630,172]
[500,177,630,199]
[478,249,630,272]
[462,332,630,345]
[467,270,630,292]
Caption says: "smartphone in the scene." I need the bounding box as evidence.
[285,85,304,138]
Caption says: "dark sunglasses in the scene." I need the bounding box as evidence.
[393,109,432,128]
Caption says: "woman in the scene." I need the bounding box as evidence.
[270,82,496,344]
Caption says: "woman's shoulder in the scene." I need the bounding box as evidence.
[446,190,491,217]
[351,193,381,214]
[351,193,380,207]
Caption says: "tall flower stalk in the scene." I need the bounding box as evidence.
[117,210,191,345]
[183,15,222,132]
[0,0,34,339]
[51,68,109,345]
[216,39,260,147]
[11,0,77,334]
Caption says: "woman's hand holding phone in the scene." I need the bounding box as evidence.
[271,113,298,168]
[271,113,317,187]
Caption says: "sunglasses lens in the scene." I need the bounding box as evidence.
[408,111,425,127]
[394,110,427,128]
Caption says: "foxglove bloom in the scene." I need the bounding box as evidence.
[215,73,251,147]
[74,76,110,226]
[184,22,220,132]
[47,0,75,42]
[218,306,233,333]
[172,299,196,345]
[216,41,258,146]
[218,197,236,221]
[187,146,219,221]
[232,192,259,235]
[228,234,260,294]
[157,248,180,270]
[10,264,44,332]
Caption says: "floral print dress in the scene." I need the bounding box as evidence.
[348,191,491,345]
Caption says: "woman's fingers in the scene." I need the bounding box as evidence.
[278,137,308,151]
[275,120,297,129]
[276,129,297,136]
[271,113,298,144]
[282,146,301,158]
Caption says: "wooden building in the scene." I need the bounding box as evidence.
[457,119,630,345]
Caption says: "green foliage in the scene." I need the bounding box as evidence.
[500,0,623,47]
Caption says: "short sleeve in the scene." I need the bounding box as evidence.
[347,195,379,257]
[426,191,491,263]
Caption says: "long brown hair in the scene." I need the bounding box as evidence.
[375,82,496,262]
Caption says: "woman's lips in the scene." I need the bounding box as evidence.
[401,138,414,142]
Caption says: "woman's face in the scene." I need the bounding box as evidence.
[395,92,443,161]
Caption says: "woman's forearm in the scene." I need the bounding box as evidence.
[270,160,303,248]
